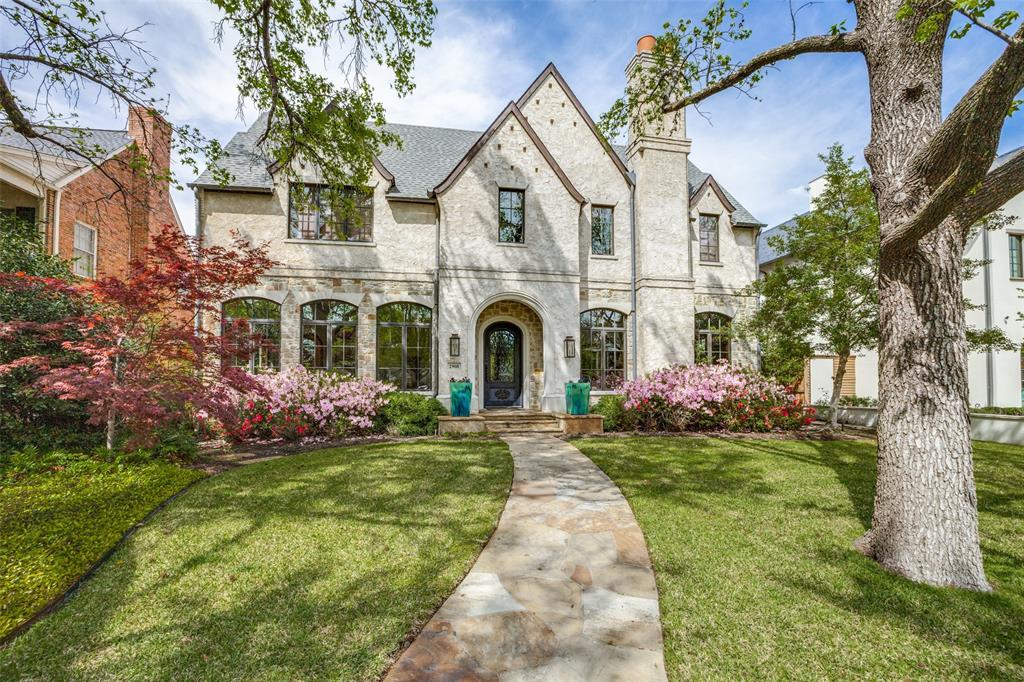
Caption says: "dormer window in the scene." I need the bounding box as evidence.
[498,189,525,243]
[289,183,373,242]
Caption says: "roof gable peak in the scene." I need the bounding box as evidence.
[432,101,585,204]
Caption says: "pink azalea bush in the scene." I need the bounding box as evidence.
[234,366,392,441]
[615,363,814,432]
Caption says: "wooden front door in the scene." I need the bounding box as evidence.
[483,322,523,408]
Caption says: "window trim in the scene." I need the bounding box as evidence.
[695,312,732,364]
[72,221,98,278]
[580,308,627,391]
[698,213,721,264]
[498,188,526,244]
[591,205,614,256]
[376,302,433,391]
[299,299,358,375]
[287,182,374,243]
[1010,232,1024,280]
[221,297,282,373]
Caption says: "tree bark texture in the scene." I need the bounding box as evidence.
[855,0,990,590]
[828,353,849,429]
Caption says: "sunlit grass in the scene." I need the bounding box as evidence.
[0,439,512,681]
[574,436,1023,680]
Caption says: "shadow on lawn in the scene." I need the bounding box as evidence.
[0,440,512,681]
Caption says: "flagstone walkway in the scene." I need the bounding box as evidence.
[385,434,667,682]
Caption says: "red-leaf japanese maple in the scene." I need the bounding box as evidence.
[0,225,275,451]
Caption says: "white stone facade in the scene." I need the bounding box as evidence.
[196,58,762,413]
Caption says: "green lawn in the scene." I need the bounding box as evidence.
[0,440,512,681]
[0,459,204,641]
[574,436,1023,681]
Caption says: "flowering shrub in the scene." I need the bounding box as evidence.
[233,366,392,441]
[618,363,814,432]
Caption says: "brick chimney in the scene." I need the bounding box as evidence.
[126,104,173,261]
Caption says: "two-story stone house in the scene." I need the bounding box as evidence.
[193,40,763,413]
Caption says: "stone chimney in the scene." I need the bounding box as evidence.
[625,35,688,155]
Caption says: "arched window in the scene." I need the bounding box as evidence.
[581,308,626,390]
[301,300,358,374]
[376,302,432,390]
[222,298,281,372]
[695,312,731,364]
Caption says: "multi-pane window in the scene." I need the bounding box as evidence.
[580,308,626,390]
[1010,234,1024,278]
[377,302,432,390]
[695,312,731,364]
[498,189,525,243]
[222,298,281,373]
[0,206,37,225]
[289,183,373,242]
[699,214,720,263]
[300,300,357,374]
[72,223,97,278]
[591,206,613,256]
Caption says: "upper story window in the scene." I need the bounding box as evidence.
[695,312,731,364]
[72,223,97,278]
[301,300,358,375]
[289,183,373,242]
[591,206,613,256]
[377,302,432,390]
[1010,233,1023,279]
[581,308,626,390]
[498,189,525,243]
[699,214,720,263]
[0,206,37,226]
[222,297,281,373]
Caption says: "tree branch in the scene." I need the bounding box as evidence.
[953,149,1024,227]
[662,30,864,112]
[949,3,1019,45]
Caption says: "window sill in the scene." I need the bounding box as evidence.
[699,260,723,267]
[496,241,528,248]
[591,254,618,260]
[1011,277,1024,282]
[283,238,376,247]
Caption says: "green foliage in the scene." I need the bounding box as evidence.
[742,144,879,395]
[838,394,879,407]
[575,436,1024,679]
[374,391,447,436]
[0,215,100,453]
[971,406,1023,416]
[0,458,202,640]
[597,1,754,140]
[0,441,511,679]
[591,394,637,432]
[899,0,1021,42]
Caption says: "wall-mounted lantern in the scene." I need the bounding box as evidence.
[449,333,461,357]
[564,335,576,359]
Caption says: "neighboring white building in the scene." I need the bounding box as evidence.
[193,42,763,413]
[760,149,1024,408]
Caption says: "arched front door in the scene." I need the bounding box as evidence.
[483,322,523,408]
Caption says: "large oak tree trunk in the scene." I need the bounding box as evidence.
[855,0,990,590]
[862,221,990,590]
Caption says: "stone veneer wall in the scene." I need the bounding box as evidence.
[476,300,544,409]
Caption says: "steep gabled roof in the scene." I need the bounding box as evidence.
[516,63,633,187]
[432,101,586,204]
[1,126,132,187]
[689,174,738,214]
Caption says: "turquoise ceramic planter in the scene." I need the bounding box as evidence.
[450,381,472,417]
[565,382,591,415]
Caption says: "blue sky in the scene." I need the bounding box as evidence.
[54,0,1024,232]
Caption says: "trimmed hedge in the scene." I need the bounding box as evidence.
[376,392,448,436]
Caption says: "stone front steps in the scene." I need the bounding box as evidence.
[480,410,562,435]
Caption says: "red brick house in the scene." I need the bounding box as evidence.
[0,105,183,278]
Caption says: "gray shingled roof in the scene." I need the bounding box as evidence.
[0,126,131,162]
[992,144,1024,170]
[193,116,761,225]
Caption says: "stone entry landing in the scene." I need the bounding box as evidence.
[384,434,666,681]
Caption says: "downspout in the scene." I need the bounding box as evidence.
[194,189,204,335]
[754,224,762,373]
[432,198,442,399]
[630,180,638,379]
[52,189,62,256]
[982,226,995,406]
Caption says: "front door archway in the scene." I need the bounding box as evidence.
[483,322,523,408]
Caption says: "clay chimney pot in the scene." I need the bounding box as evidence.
[636,35,656,53]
